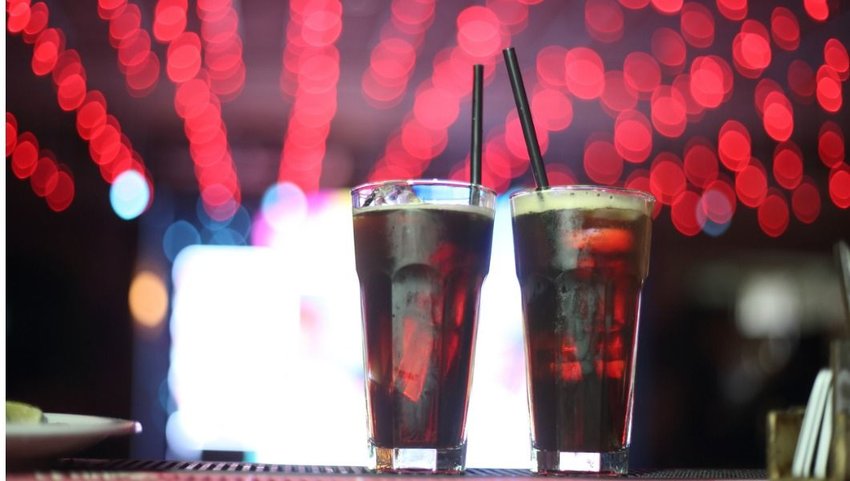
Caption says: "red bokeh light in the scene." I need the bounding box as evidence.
[564,47,605,100]
[757,190,789,237]
[456,6,503,59]
[671,190,701,236]
[6,113,19,157]
[690,55,733,108]
[824,38,849,80]
[651,28,686,73]
[792,179,821,224]
[672,73,705,120]
[787,59,816,103]
[505,112,549,161]
[98,0,128,19]
[7,1,32,34]
[830,167,850,209]
[76,91,108,140]
[651,0,683,15]
[618,0,649,9]
[772,141,803,190]
[117,29,151,72]
[818,121,845,168]
[816,64,843,113]
[683,137,718,188]
[125,52,161,97]
[700,177,737,224]
[732,20,771,79]
[431,47,491,99]
[583,133,623,185]
[52,49,84,86]
[370,38,416,83]
[108,4,141,48]
[625,170,662,218]
[154,1,187,43]
[400,119,448,161]
[298,2,343,48]
[717,120,751,172]
[601,70,638,116]
[22,2,49,44]
[486,136,527,179]
[413,86,459,130]
[770,7,799,52]
[680,2,714,49]
[32,28,64,76]
[649,152,686,205]
[57,73,87,111]
[716,0,746,22]
[89,125,123,168]
[614,109,653,163]
[803,0,829,22]
[585,0,624,43]
[735,160,768,208]
[541,164,575,186]
[30,151,60,197]
[46,168,75,212]
[650,85,687,138]
[762,91,793,142]
[623,52,660,97]
[362,69,406,107]
[200,7,238,45]
[536,45,568,88]
[753,70,783,111]
[167,32,202,83]
[393,0,437,34]
[532,88,573,131]
[11,132,39,179]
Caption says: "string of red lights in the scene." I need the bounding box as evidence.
[102,0,245,221]
[6,112,76,212]
[6,0,849,238]
[101,0,162,97]
[277,0,343,192]
[361,0,435,108]
[428,0,847,238]
[7,0,152,195]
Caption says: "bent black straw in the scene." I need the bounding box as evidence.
[470,64,484,186]
[503,47,549,189]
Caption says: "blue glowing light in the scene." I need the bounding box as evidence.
[163,220,202,262]
[110,170,150,220]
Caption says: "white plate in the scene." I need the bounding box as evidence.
[6,413,142,467]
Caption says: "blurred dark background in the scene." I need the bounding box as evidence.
[6,0,850,469]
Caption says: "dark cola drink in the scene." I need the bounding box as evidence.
[352,181,495,473]
[510,186,654,475]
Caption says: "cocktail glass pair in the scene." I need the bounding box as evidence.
[351,179,655,474]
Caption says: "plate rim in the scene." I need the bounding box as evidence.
[6,412,142,438]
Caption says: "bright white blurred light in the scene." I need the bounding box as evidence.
[110,169,150,220]
[167,191,529,468]
[736,274,800,337]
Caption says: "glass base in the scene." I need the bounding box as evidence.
[531,447,629,475]
[369,443,466,474]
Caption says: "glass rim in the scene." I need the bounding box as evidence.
[351,179,496,196]
[509,184,656,203]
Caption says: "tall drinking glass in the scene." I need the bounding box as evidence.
[351,180,496,473]
[510,185,655,475]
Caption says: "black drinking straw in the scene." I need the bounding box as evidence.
[470,64,484,186]
[503,47,549,189]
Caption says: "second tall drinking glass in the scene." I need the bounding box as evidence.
[352,180,496,473]
[510,185,655,475]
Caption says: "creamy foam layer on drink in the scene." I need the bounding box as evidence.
[512,188,652,217]
[355,202,495,218]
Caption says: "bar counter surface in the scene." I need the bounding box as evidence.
[7,459,769,481]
